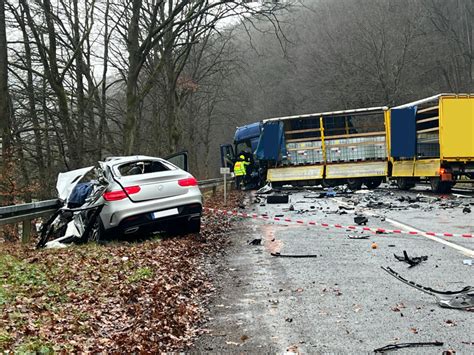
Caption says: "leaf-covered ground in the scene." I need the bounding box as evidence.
[0,191,242,352]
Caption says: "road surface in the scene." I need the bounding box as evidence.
[194,184,473,353]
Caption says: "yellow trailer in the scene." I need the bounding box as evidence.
[389,94,474,192]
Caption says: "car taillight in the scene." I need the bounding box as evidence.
[178,177,198,187]
[103,186,141,201]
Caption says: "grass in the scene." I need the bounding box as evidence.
[15,337,54,354]
[0,254,49,304]
[128,267,153,283]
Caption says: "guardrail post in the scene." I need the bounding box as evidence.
[22,219,31,243]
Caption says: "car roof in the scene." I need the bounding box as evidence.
[103,155,164,166]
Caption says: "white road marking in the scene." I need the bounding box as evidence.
[335,199,474,258]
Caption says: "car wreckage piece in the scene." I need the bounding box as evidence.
[394,250,428,268]
[374,341,443,353]
[381,266,474,309]
[37,166,108,249]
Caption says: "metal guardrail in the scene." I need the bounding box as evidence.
[0,178,232,242]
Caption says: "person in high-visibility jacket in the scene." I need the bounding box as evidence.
[234,154,250,190]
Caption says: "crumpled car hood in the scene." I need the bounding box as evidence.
[56,166,95,201]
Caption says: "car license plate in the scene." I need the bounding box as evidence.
[152,208,179,219]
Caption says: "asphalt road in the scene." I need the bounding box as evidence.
[193,184,473,353]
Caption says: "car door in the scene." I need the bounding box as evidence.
[165,151,189,172]
[220,144,235,171]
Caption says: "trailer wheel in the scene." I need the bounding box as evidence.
[430,177,453,194]
[322,179,339,188]
[347,178,362,190]
[396,178,415,190]
[365,177,383,189]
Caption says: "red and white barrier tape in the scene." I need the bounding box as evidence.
[203,207,473,239]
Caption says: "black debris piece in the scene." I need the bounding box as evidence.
[248,238,262,246]
[354,216,368,225]
[381,266,474,309]
[271,252,318,258]
[289,204,295,211]
[463,207,471,214]
[348,235,370,240]
[394,250,428,268]
[374,341,443,353]
[267,194,289,204]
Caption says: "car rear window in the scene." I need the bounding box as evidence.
[117,160,172,176]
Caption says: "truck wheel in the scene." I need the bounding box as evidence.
[365,177,383,189]
[430,177,452,194]
[347,178,362,190]
[396,178,415,190]
[322,179,338,188]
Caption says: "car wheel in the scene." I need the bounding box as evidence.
[88,217,104,243]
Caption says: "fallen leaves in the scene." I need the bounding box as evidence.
[0,191,243,352]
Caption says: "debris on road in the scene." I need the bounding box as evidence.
[267,194,289,204]
[354,215,368,225]
[256,182,273,195]
[371,242,378,249]
[326,188,336,197]
[394,250,428,268]
[348,234,370,240]
[381,266,474,309]
[374,341,444,353]
[391,303,406,312]
[463,207,471,214]
[270,252,318,258]
[463,259,473,266]
[248,238,262,245]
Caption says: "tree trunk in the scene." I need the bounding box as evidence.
[124,0,142,155]
[0,0,11,167]
[20,5,47,187]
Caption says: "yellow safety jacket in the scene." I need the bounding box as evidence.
[234,161,249,176]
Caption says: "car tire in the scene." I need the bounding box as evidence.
[88,217,104,243]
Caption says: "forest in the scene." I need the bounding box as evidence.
[0,0,472,201]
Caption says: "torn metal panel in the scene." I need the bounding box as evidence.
[394,250,428,268]
[374,341,443,353]
[382,266,474,309]
[56,166,95,201]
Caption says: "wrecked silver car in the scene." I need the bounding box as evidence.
[37,154,202,248]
